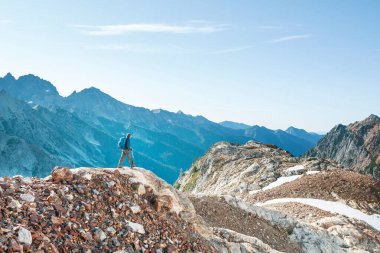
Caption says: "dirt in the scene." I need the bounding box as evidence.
[246,170,380,214]
[265,202,334,223]
[189,196,304,253]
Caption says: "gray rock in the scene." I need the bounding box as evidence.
[126,221,145,234]
[18,227,32,245]
[20,193,35,202]
[130,205,141,214]
[94,228,107,241]
[9,198,22,209]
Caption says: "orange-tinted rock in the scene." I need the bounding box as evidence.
[51,167,73,183]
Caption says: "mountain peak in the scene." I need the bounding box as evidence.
[366,114,380,122]
[3,72,16,81]
[78,86,107,96]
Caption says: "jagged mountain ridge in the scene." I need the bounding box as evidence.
[1,73,321,183]
[243,125,321,156]
[306,114,380,178]
[220,121,323,156]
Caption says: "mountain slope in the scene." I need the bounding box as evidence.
[0,91,117,177]
[305,114,380,178]
[0,73,322,182]
[0,74,249,183]
[62,87,246,150]
[286,126,323,144]
[175,141,380,252]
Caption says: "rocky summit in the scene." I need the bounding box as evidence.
[306,114,380,179]
[175,141,380,252]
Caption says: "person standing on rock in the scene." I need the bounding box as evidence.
[117,133,135,168]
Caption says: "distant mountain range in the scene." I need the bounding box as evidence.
[0,73,322,183]
[219,121,251,130]
[220,121,323,156]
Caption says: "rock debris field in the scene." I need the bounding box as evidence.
[0,167,215,252]
[245,170,380,214]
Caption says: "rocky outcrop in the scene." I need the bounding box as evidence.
[175,141,342,195]
[306,114,380,179]
[175,140,380,252]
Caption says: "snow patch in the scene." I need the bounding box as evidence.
[257,198,380,232]
[286,165,305,172]
[152,109,161,114]
[262,175,302,191]
[27,101,33,104]
[249,174,302,195]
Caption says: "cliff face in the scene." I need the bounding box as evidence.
[306,114,380,178]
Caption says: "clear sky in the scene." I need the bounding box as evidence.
[1,0,379,132]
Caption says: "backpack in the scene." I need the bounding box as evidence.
[118,137,127,149]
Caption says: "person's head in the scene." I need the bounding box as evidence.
[127,133,132,138]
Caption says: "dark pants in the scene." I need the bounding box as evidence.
[117,149,134,168]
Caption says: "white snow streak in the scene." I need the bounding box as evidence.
[262,175,302,191]
[257,198,380,232]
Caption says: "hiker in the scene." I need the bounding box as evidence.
[117,133,135,168]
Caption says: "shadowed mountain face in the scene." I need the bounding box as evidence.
[0,91,117,177]
[305,114,380,179]
[285,126,323,144]
[0,73,320,183]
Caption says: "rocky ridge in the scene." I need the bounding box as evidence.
[175,141,380,252]
[0,166,298,253]
[306,114,380,179]
[175,141,343,195]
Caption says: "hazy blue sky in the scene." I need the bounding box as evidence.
[1,0,379,132]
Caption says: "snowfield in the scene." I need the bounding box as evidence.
[249,174,303,194]
[257,198,380,232]
[262,175,302,191]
